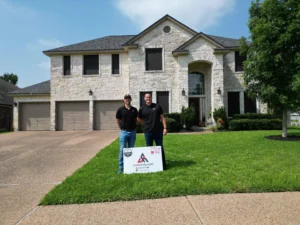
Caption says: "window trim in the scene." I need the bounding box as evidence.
[62,55,71,76]
[235,51,246,72]
[244,92,257,113]
[145,48,163,72]
[156,91,169,113]
[188,72,205,96]
[111,54,120,75]
[227,91,241,118]
[83,55,99,75]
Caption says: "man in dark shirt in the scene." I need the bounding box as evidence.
[116,94,138,174]
[138,93,167,170]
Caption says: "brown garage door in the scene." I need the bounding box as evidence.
[94,101,123,130]
[56,102,89,131]
[19,103,50,131]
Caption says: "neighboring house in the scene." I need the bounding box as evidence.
[290,112,300,126]
[10,15,267,131]
[0,79,20,131]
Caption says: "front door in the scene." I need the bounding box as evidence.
[189,98,200,125]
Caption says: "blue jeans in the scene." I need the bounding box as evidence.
[119,130,136,171]
[144,131,166,170]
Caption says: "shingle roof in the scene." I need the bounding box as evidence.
[9,80,50,95]
[44,33,242,55]
[123,14,197,46]
[207,34,242,48]
[0,79,19,105]
[43,16,243,55]
[174,33,243,53]
[43,35,135,54]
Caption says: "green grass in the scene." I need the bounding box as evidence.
[41,129,300,205]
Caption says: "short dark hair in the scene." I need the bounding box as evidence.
[144,92,152,97]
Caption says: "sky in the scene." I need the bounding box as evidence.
[0,0,253,88]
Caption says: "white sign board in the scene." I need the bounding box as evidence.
[123,146,163,174]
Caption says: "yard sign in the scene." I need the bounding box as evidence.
[123,146,163,174]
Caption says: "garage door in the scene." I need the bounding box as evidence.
[94,101,123,130]
[56,102,89,131]
[19,103,50,131]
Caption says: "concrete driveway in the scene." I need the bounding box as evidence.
[0,131,118,225]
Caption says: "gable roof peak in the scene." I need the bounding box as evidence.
[123,14,197,46]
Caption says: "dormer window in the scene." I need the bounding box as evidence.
[145,48,162,71]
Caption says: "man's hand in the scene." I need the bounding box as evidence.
[163,128,168,136]
[160,114,167,136]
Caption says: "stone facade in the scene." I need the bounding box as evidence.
[128,20,194,111]
[15,17,268,131]
[50,53,129,130]
[48,18,263,129]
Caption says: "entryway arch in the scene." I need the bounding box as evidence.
[188,61,212,126]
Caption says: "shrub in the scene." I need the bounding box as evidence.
[165,117,177,133]
[233,113,277,120]
[181,106,195,130]
[229,119,282,131]
[213,107,228,129]
[164,113,182,131]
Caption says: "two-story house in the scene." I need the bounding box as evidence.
[10,15,266,131]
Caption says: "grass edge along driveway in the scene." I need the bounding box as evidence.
[41,128,300,205]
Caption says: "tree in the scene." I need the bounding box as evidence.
[240,0,300,138]
[0,73,18,85]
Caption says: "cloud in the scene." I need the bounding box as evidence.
[37,39,64,48]
[38,61,50,70]
[27,39,64,51]
[0,0,16,12]
[0,0,37,15]
[115,0,236,31]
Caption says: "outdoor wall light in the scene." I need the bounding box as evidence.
[89,89,93,96]
[182,88,186,96]
[217,87,222,95]
[13,102,17,107]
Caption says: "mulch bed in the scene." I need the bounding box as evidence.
[265,135,300,142]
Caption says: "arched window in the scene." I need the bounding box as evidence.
[188,72,205,95]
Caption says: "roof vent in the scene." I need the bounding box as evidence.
[163,26,171,33]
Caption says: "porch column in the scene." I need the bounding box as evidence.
[240,92,245,114]
[13,103,19,131]
[177,57,189,112]
[89,99,94,130]
[212,54,224,111]
[50,100,56,131]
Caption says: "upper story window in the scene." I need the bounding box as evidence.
[63,56,71,75]
[112,54,119,74]
[145,48,162,71]
[83,55,99,75]
[235,51,246,72]
[188,72,205,95]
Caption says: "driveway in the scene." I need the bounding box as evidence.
[0,131,119,225]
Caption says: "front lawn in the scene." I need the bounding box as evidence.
[41,129,300,205]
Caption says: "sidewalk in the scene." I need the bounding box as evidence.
[17,192,300,225]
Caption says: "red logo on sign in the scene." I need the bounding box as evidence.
[138,153,148,163]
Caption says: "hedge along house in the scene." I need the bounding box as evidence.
[10,15,267,131]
